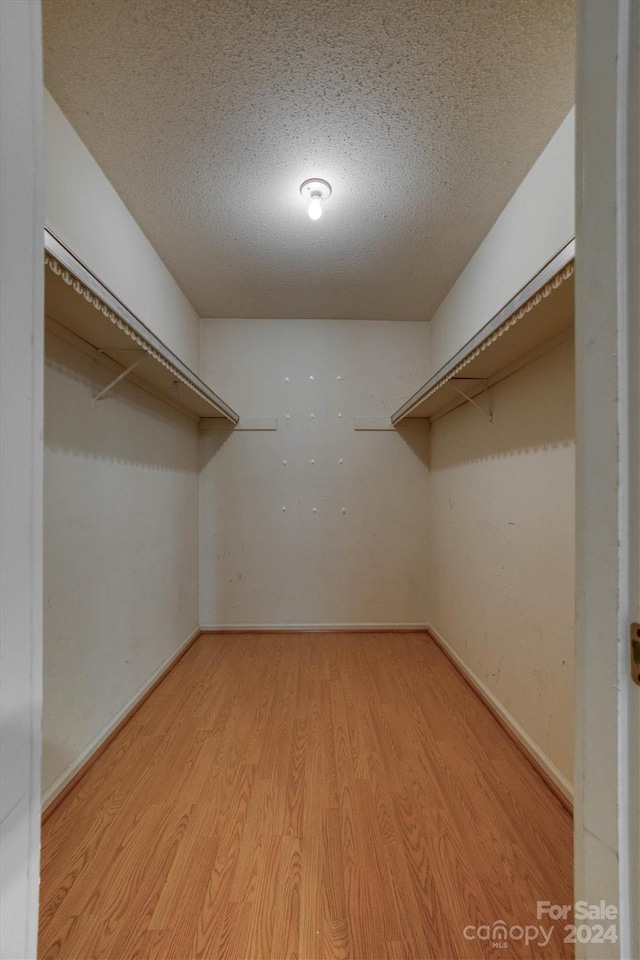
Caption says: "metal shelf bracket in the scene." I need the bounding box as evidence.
[450,378,493,422]
[94,356,144,401]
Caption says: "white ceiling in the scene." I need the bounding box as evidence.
[43,0,574,322]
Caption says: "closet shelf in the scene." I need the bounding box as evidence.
[44,229,239,423]
[391,240,575,423]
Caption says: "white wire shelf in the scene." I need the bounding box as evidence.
[391,240,575,423]
[44,229,239,423]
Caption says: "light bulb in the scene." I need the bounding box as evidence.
[308,195,322,220]
[300,179,331,219]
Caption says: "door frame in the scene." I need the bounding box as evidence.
[575,2,639,957]
[0,3,44,959]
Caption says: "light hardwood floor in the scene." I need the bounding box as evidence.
[39,632,573,959]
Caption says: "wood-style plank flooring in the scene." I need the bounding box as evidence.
[39,632,573,959]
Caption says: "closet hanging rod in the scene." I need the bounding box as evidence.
[44,228,239,424]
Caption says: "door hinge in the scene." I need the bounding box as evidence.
[631,623,640,687]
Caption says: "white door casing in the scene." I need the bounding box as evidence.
[0,2,44,959]
[575,2,639,958]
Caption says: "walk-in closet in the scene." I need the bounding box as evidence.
[2,1,638,958]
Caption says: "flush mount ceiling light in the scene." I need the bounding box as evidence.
[300,178,331,220]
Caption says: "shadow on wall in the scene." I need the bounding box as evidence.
[395,419,431,471]
[45,333,199,473]
[429,338,575,471]
[199,422,235,469]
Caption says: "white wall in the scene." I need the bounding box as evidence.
[428,109,575,375]
[42,332,200,804]
[44,90,200,371]
[428,337,575,789]
[0,4,43,958]
[199,319,431,628]
[42,91,204,808]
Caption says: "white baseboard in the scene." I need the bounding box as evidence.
[41,624,201,811]
[427,623,573,806]
[199,622,430,633]
[43,622,571,814]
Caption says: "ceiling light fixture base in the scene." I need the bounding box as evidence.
[300,178,332,202]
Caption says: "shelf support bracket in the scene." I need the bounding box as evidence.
[94,357,144,401]
[450,379,493,422]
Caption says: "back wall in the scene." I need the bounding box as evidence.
[199,318,431,628]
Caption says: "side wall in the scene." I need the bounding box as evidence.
[44,90,200,371]
[199,318,431,628]
[42,332,200,805]
[420,110,576,796]
[428,338,575,788]
[0,4,43,957]
[428,109,575,375]
[42,89,204,807]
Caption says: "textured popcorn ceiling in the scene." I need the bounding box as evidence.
[43,0,574,321]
